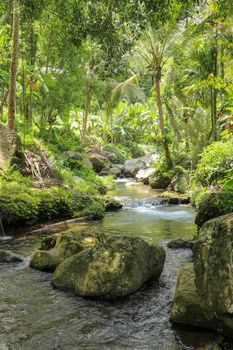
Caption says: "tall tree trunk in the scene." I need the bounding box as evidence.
[28,19,36,123]
[0,90,9,116]
[155,66,172,168]
[81,84,91,143]
[7,0,20,130]
[211,28,218,141]
[165,102,181,142]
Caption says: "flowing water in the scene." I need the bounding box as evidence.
[0,181,224,350]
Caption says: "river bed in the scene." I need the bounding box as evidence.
[0,181,225,349]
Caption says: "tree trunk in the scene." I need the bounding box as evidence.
[81,84,91,143]
[0,90,9,116]
[155,66,172,167]
[212,45,218,141]
[7,0,20,130]
[165,102,181,142]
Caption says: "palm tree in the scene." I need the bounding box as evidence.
[7,0,20,130]
[136,22,185,167]
[105,74,145,143]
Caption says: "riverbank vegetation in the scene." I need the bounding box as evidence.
[0,0,233,226]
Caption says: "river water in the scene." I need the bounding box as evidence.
[0,180,224,350]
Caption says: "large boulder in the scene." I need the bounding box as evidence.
[170,263,209,327]
[0,123,21,170]
[193,213,233,337]
[52,235,166,298]
[88,153,110,173]
[135,168,155,184]
[149,174,171,189]
[30,231,105,271]
[124,158,147,177]
[100,164,124,177]
[124,153,157,178]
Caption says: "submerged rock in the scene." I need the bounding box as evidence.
[0,249,23,263]
[170,263,208,327]
[30,231,106,271]
[193,213,233,337]
[52,235,166,298]
[167,237,194,249]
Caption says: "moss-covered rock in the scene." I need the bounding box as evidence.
[52,235,166,298]
[30,230,106,271]
[149,174,171,189]
[193,213,233,337]
[170,263,208,327]
[160,191,190,205]
[194,193,225,228]
[104,197,123,211]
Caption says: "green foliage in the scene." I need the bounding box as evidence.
[191,187,210,209]
[0,171,105,225]
[218,178,233,214]
[196,140,233,186]
[48,128,83,154]
[104,144,128,164]
[101,175,116,191]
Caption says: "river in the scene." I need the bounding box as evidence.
[0,180,223,350]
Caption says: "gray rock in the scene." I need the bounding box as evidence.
[193,213,233,337]
[170,263,209,327]
[135,168,155,184]
[124,153,157,178]
[100,164,124,177]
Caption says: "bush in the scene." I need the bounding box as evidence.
[123,141,145,159]
[196,140,233,186]
[0,171,105,226]
[104,144,128,164]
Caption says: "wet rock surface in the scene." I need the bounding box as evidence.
[52,234,166,298]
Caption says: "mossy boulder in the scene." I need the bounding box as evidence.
[195,193,225,228]
[170,263,208,327]
[104,197,123,211]
[193,213,233,337]
[149,174,171,189]
[160,191,190,205]
[30,230,106,271]
[52,235,166,298]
